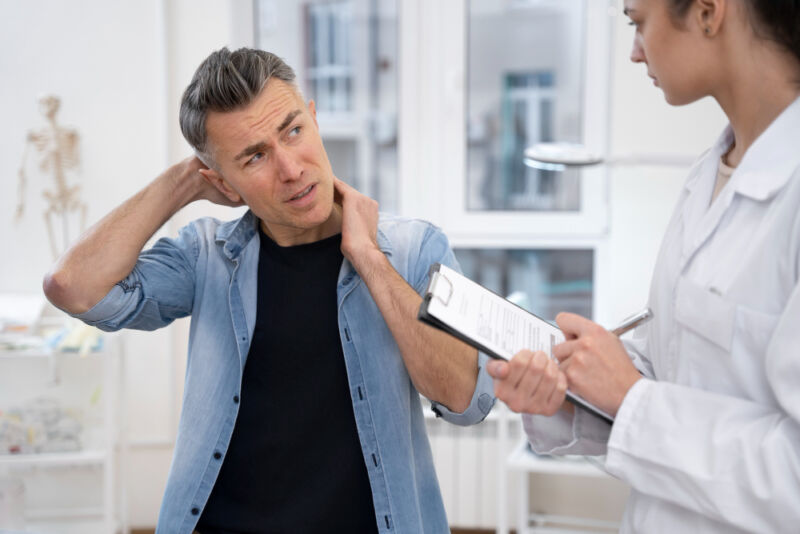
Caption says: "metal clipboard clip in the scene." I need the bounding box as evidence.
[428,270,454,306]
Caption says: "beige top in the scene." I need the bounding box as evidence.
[712,156,736,203]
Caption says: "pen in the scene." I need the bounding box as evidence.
[610,308,653,336]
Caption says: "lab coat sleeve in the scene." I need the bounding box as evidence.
[521,327,653,456]
[604,280,800,534]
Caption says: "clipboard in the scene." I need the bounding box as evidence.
[418,263,614,424]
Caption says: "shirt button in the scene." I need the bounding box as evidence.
[213,451,222,460]
[191,507,199,515]
[233,395,240,404]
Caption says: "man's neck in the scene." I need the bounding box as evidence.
[259,205,343,247]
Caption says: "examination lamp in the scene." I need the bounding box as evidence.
[524,142,696,170]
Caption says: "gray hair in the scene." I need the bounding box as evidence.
[179,47,299,164]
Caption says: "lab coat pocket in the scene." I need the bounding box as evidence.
[733,304,779,360]
[674,276,735,352]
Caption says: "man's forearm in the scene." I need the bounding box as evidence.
[353,249,479,413]
[43,159,205,314]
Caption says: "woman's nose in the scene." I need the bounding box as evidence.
[630,36,646,64]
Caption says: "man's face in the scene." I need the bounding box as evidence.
[202,79,338,245]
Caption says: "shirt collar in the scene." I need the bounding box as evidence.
[691,96,800,201]
[214,209,394,260]
[733,95,800,200]
[215,210,259,260]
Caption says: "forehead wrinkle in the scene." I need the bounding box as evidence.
[206,81,304,162]
[244,83,302,135]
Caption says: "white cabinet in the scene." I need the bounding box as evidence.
[0,338,123,534]
[506,439,621,534]
[424,399,626,533]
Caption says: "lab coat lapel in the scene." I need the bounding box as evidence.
[677,96,800,273]
[678,132,732,271]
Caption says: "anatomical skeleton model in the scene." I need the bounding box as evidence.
[16,95,87,259]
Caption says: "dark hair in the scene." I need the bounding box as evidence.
[667,0,800,64]
[179,47,298,160]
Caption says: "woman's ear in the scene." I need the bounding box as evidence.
[694,0,726,37]
[198,167,242,203]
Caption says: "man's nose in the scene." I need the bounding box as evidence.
[274,147,302,182]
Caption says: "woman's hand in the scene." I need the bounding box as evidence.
[553,312,641,417]
[486,350,568,415]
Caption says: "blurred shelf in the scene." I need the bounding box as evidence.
[506,438,607,478]
[0,449,107,468]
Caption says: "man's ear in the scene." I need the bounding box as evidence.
[198,167,242,203]
[308,99,319,128]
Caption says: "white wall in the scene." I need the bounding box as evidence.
[0,0,173,528]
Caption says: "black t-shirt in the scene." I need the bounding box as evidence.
[196,229,377,534]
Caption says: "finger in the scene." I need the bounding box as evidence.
[492,351,533,405]
[514,351,548,399]
[555,312,597,339]
[558,354,585,394]
[552,339,581,362]
[486,359,509,379]
[529,358,560,407]
[508,350,536,390]
[332,177,347,205]
[545,372,568,413]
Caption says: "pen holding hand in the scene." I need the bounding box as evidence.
[552,312,647,417]
[487,309,653,417]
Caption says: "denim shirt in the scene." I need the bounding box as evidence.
[75,210,494,533]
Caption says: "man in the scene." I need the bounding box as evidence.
[43,47,494,533]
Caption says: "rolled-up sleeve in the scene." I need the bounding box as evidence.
[414,223,495,426]
[73,224,199,332]
[431,351,495,425]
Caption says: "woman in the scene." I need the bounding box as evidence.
[486,0,800,532]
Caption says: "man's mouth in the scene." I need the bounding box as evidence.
[289,184,314,201]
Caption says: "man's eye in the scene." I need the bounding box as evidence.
[288,126,301,137]
[248,152,264,165]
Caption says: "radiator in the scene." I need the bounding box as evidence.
[424,404,522,530]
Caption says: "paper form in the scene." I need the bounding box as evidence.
[428,264,565,361]
[424,263,613,423]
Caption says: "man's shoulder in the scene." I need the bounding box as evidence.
[376,213,449,259]
[377,213,439,239]
[181,210,255,246]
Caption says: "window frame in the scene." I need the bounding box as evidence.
[398,0,614,239]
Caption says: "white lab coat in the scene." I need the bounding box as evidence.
[522,95,800,533]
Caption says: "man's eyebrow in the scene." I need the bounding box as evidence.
[233,110,303,161]
[234,141,268,162]
[277,109,302,133]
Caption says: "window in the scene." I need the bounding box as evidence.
[455,248,593,320]
[466,1,586,212]
[399,0,612,239]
